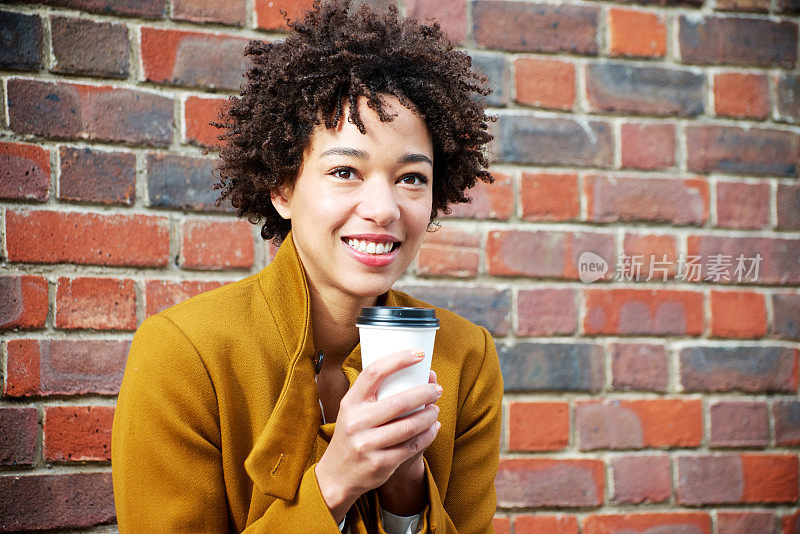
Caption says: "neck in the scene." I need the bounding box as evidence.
[307,282,378,365]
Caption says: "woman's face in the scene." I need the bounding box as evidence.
[271,94,434,302]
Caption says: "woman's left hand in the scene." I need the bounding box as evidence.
[377,370,439,516]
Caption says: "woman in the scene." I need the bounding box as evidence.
[111,1,502,532]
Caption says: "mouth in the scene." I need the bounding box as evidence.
[342,236,401,256]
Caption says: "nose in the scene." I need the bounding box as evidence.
[357,177,400,227]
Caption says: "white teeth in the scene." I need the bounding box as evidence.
[345,238,395,255]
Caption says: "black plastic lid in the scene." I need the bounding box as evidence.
[356,306,439,327]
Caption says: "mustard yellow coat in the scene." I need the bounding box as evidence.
[111,233,503,533]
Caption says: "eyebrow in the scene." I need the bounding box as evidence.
[319,147,432,166]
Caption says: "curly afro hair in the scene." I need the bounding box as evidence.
[213,0,495,243]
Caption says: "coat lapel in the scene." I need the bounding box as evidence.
[245,232,321,501]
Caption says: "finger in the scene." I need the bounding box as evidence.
[428,369,437,384]
[383,419,441,465]
[362,382,442,427]
[367,404,440,450]
[349,349,425,401]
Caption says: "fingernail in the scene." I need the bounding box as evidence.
[434,404,440,414]
[434,421,441,431]
[413,350,425,360]
[435,384,443,397]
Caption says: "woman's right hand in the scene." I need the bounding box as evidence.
[314,349,442,524]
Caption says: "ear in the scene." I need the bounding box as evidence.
[270,187,292,220]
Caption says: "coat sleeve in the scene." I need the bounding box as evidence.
[376,326,503,534]
[112,314,345,533]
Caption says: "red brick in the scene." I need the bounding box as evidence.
[473,1,598,54]
[686,125,799,177]
[255,0,314,30]
[508,401,569,451]
[514,59,575,110]
[44,406,114,462]
[709,401,769,448]
[405,0,466,44]
[584,513,711,534]
[180,218,254,270]
[56,277,136,331]
[611,455,671,504]
[496,458,604,508]
[520,172,579,222]
[687,235,800,285]
[496,115,613,167]
[185,95,226,147]
[515,515,579,534]
[783,511,799,534]
[0,141,50,201]
[710,291,767,339]
[50,16,129,78]
[488,230,615,280]
[140,27,250,90]
[680,15,797,68]
[610,343,668,392]
[717,512,778,534]
[4,339,129,397]
[7,210,169,267]
[172,0,246,25]
[776,183,800,231]
[715,181,770,230]
[772,293,800,341]
[677,454,799,504]
[773,400,800,446]
[444,172,513,220]
[36,0,165,18]
[58,147,136,205]
[0,407,37,465]
[586,63,704,117]
[584,288,704,336]
[145,279,226,317]
[609,8,666,58]
[679,345,798,393]
[0,275,48,331]
[8,78,173,146]
[714,72,770,119]
[417,227,480,278]
[577,399,703,450]
[0,472,114,531]
[493,517,510,534]
[517,289,576,336]
[585,175,707,226]
[621,123,675,170]
[776,73,800,124]
[716,0,770,10]
[621,233,678,281]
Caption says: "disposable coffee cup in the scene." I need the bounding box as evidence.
[356,307,439,413]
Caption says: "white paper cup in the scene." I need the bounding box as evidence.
[357,307,439,414]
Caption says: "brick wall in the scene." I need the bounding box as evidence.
[0,0,798,532]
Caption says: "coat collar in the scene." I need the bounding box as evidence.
[244,231,402,501]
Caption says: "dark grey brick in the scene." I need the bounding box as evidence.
[498,342,604,392]
[495,115,613,167]
[146,153,231,213]
[680,346,798,393]
[395,284,511,336]
[471,52,510,107]
[0,11,43,71]
[586,63,705,116]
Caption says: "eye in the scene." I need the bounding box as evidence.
[331,167,357,180]
[399,174,428,186]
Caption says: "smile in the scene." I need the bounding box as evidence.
[345,238,401,255]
